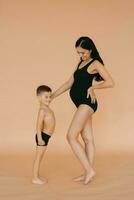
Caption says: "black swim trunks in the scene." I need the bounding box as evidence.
[35,131,51,146]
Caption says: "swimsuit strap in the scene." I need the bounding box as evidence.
[84,58,96,69]
[77,58,96,70]
[77,59,83,69]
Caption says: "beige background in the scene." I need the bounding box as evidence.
[0,1,134,199]
[0,0,134,154]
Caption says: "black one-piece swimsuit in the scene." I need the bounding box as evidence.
[69,58,98,113]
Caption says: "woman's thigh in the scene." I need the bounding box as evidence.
[67,104,94,139]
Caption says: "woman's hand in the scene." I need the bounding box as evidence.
[50,92,55,102]
[87,87,96,104]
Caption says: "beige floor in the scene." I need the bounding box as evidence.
[0,151,134,200]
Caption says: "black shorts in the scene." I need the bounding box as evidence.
[35,131,51,146]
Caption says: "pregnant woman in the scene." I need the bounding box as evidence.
[51,36,115,185]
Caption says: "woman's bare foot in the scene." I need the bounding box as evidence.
[73,174,85,182]
[32,177,47,184]
[84,170,96,185]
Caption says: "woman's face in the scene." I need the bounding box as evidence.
[76,47,92,61]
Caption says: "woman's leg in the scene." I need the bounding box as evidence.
[32,146,47,184]
[81,116,95,165]
[73,116,96,182]
[66,104,95,184]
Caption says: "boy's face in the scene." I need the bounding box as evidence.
[38,91,52,106]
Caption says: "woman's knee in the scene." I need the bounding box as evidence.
[66,134,71,144]
[66,125,82,143]
[66,132,78,144]
[82,135,94,145]
[66,133,73,144]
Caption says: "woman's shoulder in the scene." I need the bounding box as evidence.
[93,59,104,66]
[91,59,105,71]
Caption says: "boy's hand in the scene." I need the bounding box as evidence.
[38,139,45,146]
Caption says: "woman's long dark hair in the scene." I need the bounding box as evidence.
[75,36,104,81]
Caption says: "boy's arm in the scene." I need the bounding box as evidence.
[36,109,45,141]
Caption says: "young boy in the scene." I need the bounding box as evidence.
[32,85,55,184]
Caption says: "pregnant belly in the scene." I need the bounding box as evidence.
[70,82,92,94]
[69,85,87,99]
[69,85,98,109]
[69,82,96,101]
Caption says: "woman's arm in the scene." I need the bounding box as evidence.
[51,73,75,99]
[91,61,115,90]
[51,61,81,99]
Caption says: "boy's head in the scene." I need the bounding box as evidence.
[36,85,52,106]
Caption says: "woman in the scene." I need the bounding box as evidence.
[51,36,115,185]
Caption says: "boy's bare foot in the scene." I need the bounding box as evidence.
[32,177,47,184]
[84,170,96,185]
[73,174,85,182]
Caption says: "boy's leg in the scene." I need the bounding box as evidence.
[32,146,47,184]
